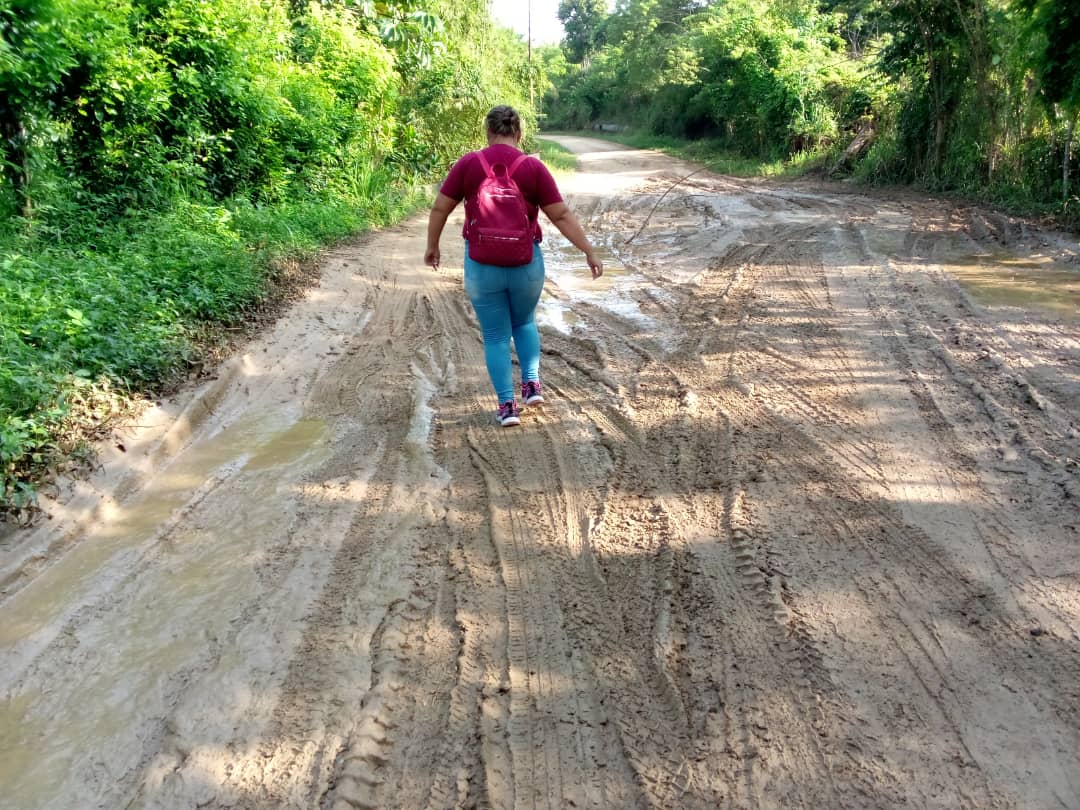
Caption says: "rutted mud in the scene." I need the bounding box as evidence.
[1,136,1079,809]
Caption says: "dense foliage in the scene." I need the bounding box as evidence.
[7,0,1075,516]
[541,0,1080,216]
[0,0,536,515]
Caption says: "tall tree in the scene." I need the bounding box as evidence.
[1024,0,1080,198]
[878,0,971,181]
[558,0,607,65]
[0,0,76,215]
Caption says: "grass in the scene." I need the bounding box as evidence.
[0,171,427,521]
[535,138,580,176]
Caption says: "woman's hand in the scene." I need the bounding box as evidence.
[542,202,603,280]
[586,251,603,279]
[425,193,458,272]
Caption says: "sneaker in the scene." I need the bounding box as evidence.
[497,400,521,427]
[521,380,544,406]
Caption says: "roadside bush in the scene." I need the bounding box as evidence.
[405,26,536,168]
[0,0,537,516]
[541,0,1080,228]
[0,178,427,516]
[852,129,904,185]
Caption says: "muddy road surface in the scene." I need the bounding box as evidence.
[2,136,1079,809]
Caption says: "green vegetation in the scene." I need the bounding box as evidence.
[1,0,536,517]
[7,0,1075,516]
[540,0,1080,222]
[536,139,579,175]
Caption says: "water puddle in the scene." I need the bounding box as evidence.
[542,240,667,342]
[861,220,911,258]
[407,359,450,474]
[0,689,46,801]
[244,418,328,472]
[0,414,328,650]
[0,413,332,809]
[536,294,582,335]
[939,253,1079,319]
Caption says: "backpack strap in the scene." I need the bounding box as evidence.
[474,150,530,177]
[506,153,530,177]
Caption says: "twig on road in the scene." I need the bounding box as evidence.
[623,167,710,246]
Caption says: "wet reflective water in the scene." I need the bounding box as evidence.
[536,294,581,335]
[244,418,328,472]
[0,414,331,809]
[0,689,45,802]
[0,415,327,650]
[540,239,666,340]
[941,253,1079,319]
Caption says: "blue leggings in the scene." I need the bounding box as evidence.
[464,243,545,404]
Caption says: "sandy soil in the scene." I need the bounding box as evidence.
[1,135,1079,810]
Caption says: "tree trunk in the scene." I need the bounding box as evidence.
[953,0,997,181]
[935,114,946,177]
[1064,110,1077,202]
[918,17,946,181]
[0,113,32,218]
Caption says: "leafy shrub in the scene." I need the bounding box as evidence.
[0,0,537,515]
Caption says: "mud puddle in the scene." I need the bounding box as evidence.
[536,292,582,334]
[940,252,1080,318]
[0,412,333,810]
[541,239,672,342]
[1,414,328,651]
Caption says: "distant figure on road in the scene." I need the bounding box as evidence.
[425,105,603,427]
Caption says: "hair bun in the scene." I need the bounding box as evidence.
[485,105,521,137]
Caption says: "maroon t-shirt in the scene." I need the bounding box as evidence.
[440,144,564,243]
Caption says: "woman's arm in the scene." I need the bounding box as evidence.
[425,192,460,270]
[541,201,603,278]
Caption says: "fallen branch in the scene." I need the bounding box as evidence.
[624,167,710,245]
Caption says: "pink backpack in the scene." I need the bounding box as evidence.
[468,151,535,267]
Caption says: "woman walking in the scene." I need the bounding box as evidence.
[424,105,603,426]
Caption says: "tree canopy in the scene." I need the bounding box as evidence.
[0,0,538,513]
[541,0,1080,211]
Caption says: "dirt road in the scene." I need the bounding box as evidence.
[2,136,1079,809]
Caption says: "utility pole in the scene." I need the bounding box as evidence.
[528,0,534,108]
